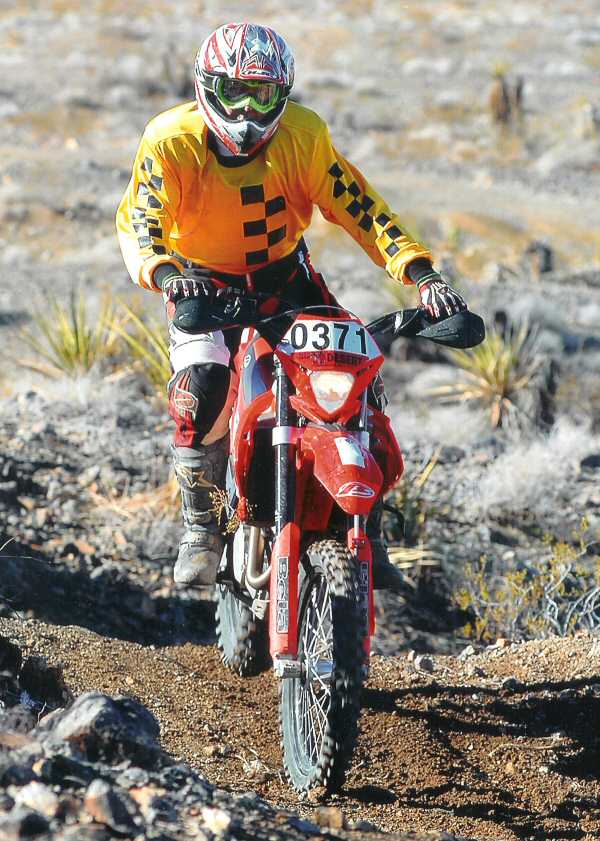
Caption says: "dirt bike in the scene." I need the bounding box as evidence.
[173,291,484,793]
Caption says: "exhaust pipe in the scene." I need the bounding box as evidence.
[245,525,271,590]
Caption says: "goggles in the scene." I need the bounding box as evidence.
[215,77,282,114]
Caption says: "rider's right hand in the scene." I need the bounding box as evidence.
[164,276,211,302]
[160,270,214,305]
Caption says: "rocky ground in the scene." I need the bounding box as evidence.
[1,0,600,838]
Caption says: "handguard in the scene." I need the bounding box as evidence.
[368,308,485,349]
[410,309,486,349]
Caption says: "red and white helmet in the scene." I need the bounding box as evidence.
[195,23,294,157]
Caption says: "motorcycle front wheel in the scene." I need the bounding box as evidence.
[280,539,364,792]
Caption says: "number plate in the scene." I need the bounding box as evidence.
[278,319,379,358]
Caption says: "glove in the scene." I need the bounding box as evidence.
[154,263,214,305]
[162,275,215,304]
[416,272,467,321]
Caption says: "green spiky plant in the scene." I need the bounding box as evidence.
[20,290,122,378]
[113,303,171,393]
[431,321,542,428]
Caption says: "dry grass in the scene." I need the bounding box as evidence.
[90,476,180,520]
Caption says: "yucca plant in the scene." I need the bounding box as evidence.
[432,320,542,428]
[114,303,171,393]
[20,290,121,378]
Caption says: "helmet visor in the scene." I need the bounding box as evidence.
[215,77,282,114]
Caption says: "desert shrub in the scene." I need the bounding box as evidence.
[383,447,441,547]
[19,290,121,378]
[380,449,444,590]
[113,304,171,394]
[456,520,600,642]
[475,419,595,515]
[431,319,543,428]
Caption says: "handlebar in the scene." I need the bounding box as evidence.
[172,290,485,350]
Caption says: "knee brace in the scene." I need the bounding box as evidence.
[168,363,237,449]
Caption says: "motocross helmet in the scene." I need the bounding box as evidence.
[194,22,294,157]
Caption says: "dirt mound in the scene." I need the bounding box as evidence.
[2,617,599,839]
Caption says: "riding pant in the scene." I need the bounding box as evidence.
[167,245,338,449]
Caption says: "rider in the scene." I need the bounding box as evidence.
[116,22,467,590]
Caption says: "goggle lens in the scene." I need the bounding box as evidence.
[216,78,281,112]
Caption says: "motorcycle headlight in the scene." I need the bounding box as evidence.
[310,371,355,414]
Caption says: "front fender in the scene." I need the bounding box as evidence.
[300,426,383,515]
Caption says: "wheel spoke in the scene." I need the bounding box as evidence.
[295,571,335,767]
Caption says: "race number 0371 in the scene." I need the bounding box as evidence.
[288,320,368,355]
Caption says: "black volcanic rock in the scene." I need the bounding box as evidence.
[34,692,160,766]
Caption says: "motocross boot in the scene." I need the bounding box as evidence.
[172,437,228,586]
[367,498,406,591]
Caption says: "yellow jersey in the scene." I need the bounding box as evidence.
[116,100,431,292]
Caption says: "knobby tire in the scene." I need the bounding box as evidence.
[280,539,364,792]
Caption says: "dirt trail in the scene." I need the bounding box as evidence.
[2,616,600,840]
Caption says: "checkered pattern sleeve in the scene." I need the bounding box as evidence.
[307,125,432,284]
[116,135,184,291]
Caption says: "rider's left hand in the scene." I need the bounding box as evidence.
[416,274,467,321]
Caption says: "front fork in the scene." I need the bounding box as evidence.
[269,376,375,670]
[269,359,300,663]
[348,389,374,662]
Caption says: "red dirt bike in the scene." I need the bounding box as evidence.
[173,292,484,793]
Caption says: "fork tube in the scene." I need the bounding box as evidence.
[350,388,373,661]
[275,359,294,534]
[270,358,300,659]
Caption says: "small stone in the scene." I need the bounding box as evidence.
[501,677,521,692]
[129,784,174,823]
[73,538,96,556]
[33,754,97,787]
[115,767,150,789]
[313,806,346,829]
[14,781,60,817]
[495,638,510,649]
[84,779,140,835]
[347,818,380,831]
[286,816,322,833]
[0,806,49,840]
[581,454,600,470]
[458,644,476,661]
[0,793,14,812]
[437,445,465,464]
[414,654,435,673]
[201,806,232,835]
[129,784,165,810]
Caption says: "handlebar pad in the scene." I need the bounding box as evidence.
[414,310,486,348]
